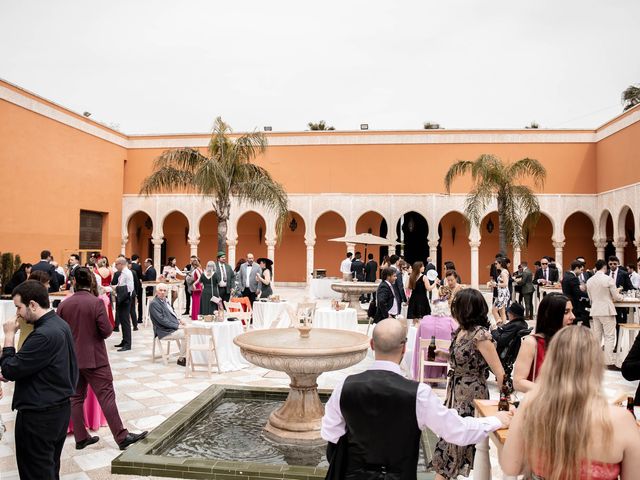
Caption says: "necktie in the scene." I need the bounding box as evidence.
[221,264,226,281]
[544,269,548,280]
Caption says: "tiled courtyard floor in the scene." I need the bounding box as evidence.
[0,286,637,479]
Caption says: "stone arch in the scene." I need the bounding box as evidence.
[437,211,470,282]
[355,211,387,262]
[598,210,614,241]
[126,211,153,260]
[162,211,190,266]
[521,212,554,266]
[618,206,636,265]
[314,211,347,277]
[236,211,268,261]
[277,211,307,282]
[561,210,597,236]
[158,209,192,237]
[393,211,429,265]
[563,212,597,267]
[312,209,348,236]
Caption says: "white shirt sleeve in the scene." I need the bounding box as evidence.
[416,383,502,445]
[320,381,346,444]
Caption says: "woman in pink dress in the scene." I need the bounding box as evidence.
[190,259,203,320]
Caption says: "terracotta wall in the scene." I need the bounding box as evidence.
[596,117,640,193]
[126,212,153,260]
[276,212,306,282]
[438,212,471,283]
[236,212,267,266]
[124,142,598,195]
[0,99,126,264]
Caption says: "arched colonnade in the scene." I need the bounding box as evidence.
[122,190,640,287]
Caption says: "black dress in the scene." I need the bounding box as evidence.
[407,274,431,319]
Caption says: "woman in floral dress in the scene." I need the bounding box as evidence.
[432,288,505,480]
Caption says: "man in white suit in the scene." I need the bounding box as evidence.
[586,259,624,369]
[239,253,261,305]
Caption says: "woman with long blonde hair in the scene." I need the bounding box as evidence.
[501,326,640,479]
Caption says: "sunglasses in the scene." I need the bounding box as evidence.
[541,262,548,265]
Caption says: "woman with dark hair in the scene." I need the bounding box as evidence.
[407,261,438,321]
[513,293,574,393]
[432,288,505,480]
[3,263,32,294]
[491,257,511,325]
[256,258,273,298]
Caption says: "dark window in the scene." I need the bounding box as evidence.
[79,210,103,250]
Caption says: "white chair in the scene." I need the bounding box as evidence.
[185,326,220,377]
[151,335,183,366]
[616,323,640,367]
[224,304,253,330]
[417,338,451,384]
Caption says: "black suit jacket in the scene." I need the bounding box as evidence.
[131,263,143,292]
[561,271,588,319]
[534,267,559,285]
[351,260,365,282]
[374,281,401,322]
[142,266,157,282]
[31,260,60,292]
[610,269,634,291]
[622,333,640,405]
[364,260,378,282]
[390,265,407,303]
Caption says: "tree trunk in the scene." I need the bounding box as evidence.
[217,217,228,254]
[497,197,507,257]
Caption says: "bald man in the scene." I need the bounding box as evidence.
[321,318,512,479]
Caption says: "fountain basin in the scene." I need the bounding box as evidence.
[330,281,378,321]
[234,328,369,444]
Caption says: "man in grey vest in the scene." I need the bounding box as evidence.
[321,318,512,479]
[239,253,261,305]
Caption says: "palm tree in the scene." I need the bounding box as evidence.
[308,120,335,131]
[140,117,289,253]
[622,84,640,111]
[444,154,547,255]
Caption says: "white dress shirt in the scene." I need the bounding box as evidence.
[387,280,399,315]
[340,257,353,275]
[321,360,502,445]
[117,267,134,294]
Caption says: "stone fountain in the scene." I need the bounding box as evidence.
[330,281,378,321]
[233,327,370,444]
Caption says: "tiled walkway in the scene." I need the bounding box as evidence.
[0,287,637,479]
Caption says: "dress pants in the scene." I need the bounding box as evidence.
[242,287,256,305]
[15,402,70,480]
[116,296,132,348]
[71,365,128,444]
[184,288,191,314]
[129,290,138,329]
[136,288,143,322]
[522,293,534,319]
[592,315,617,365]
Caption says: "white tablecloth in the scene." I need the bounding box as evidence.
[314,307,358,331]
[252,301,291,329]
[309,278,342,300]
[401,325,418,379]
[188,320,250,372]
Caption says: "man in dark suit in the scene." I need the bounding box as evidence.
[363,254,378,302]
[130,254,144,322]
[148,282,187,366]
[576,256,594,284]
[425,257,436,272]
[213,252,235,302]
[127,259,141,331]
[57,268,147,451]
[350,252,365,282]
[142,257,157,302]
[31,249,59,292]
[562,260,590,326]
[66,253,81,289]
[534,257,559,291]
[516,262,535,319]
[374,268,402,323]
[608,255,634,334]
[388,255,407,304]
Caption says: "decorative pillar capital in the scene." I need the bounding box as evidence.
[469,240,481,249]
[594,239,607,249]
[121,235,129,244]
[614,240,627,249]
[226,239,237,247]
[188,237,200,246]
[265,239,277,248]
[634,240,640,249]
[552,241,565,249]
[151,237,164,246]
[305,240,316,248]
[428,240,439,249]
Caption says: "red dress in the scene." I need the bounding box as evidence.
[98,270,115,327]
[527,335,547,382]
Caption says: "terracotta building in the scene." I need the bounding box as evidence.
[2,78,639,287]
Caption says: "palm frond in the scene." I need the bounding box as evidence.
[464,185,494,227]
[231,131,268,164]
[444,160,474,193]
[622,85,640,111]
[507,158,546,189]
[140,167,195,195]
[153,148,209,173]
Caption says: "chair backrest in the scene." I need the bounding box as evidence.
[226,302,243,312]
[186,326,214,337]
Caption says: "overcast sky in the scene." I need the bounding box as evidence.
[2,1,639,134]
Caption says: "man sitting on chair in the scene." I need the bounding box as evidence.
[149,283,187,367]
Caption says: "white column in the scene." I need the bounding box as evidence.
[152,237,163,269]
[428,240,438,264]
[595,239,606,260]
[615,240,626,265]
[188,238,200,258]
[266,239,276,280]
[226,239,237,269]
[513,245,521,269]
[346,242,356,255]
[470,240,481,289]
[305,240,315,284]
[553,241,565,272]
[635,241,640,262]
[120,235,128,256]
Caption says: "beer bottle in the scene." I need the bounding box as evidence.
[427,336,437,361]
[498,380,510,412]
[627,396,636,419]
